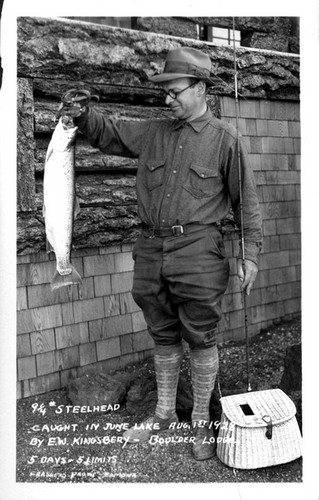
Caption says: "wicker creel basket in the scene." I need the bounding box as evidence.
[216,388,302,469]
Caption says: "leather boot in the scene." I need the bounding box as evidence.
[192,423,217,461]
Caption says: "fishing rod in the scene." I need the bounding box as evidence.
[232,17,251,392]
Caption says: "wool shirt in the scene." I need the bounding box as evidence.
[75,106,262,264]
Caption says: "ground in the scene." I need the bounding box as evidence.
[16,318,302,483]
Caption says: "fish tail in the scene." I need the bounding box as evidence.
[51,264,82,291]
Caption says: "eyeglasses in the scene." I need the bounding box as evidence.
[160,81,198,100]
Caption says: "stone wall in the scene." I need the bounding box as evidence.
[135,17,299,54]
[68,17,300,54]
[17,16,300,252]
[16,17,300,398]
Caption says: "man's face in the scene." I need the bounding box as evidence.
[162,78,201,121]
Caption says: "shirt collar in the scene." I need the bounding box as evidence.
[172,106,212,133]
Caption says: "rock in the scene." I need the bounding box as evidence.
[107,370,136,391]
[125,375,157,415]
[279,343,301,393]
[67,372,127,408]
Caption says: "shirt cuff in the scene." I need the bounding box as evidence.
[237,240,262,266]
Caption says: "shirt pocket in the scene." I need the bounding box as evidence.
[184,162,223,199]
[142,158,166,191]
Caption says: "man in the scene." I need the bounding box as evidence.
[65,47,262,461]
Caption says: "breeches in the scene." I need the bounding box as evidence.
[132,225,230,349]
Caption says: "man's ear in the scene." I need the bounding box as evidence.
[196,81,206,96]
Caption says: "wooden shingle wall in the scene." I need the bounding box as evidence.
[17,244,154,398]
[16,17,300,398]
[218,97,301,342]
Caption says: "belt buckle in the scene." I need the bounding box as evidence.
[171,225,184,236]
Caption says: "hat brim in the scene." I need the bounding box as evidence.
[149,73,215,86]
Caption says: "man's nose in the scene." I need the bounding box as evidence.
[165,94,174,105]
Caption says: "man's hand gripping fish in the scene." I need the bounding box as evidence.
[43,90,97,290]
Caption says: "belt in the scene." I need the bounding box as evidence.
[141,222,218,238]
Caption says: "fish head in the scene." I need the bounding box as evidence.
[50,117,78,152]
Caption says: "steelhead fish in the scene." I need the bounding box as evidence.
[43,116,82,290]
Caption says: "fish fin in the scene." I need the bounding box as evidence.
[74,196,81,219]
[51,264,82,291]
[45,146,54,164]
[46,237,55,254]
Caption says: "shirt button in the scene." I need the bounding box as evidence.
[167,194,171,198]
[173,170,177,174]
[201,174,205,177]
[179,145,182,149]
[162,219,166,223]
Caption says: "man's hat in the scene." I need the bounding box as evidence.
[149,47,215,86]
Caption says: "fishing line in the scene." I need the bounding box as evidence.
[232,17,251,392]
